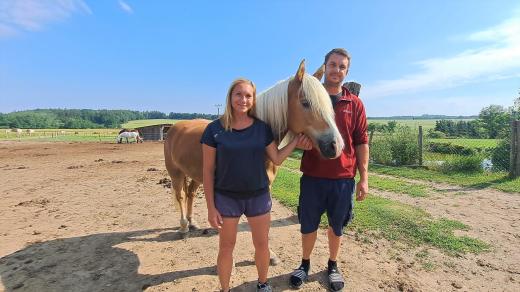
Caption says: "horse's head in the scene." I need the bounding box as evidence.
[286,60,344,159]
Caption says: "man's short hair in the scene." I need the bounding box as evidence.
[324,48,351,68]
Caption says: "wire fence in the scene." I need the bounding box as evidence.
[369,121,519,176]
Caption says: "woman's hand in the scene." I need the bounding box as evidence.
[207,207,223,229]
[296,134,313,150]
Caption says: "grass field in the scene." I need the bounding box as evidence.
[0,129,119,141]
[430,138,499,149]
[271,167,489,254]
[368,119,474,131]
[0,119,180,141]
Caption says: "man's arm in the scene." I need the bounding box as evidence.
[355,143,369,201]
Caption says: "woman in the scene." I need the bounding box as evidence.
[201,78,304,292]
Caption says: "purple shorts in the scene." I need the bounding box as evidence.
[214,191,272,218]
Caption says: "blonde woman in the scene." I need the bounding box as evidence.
[201,78,304,292]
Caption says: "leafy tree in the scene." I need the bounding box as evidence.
[478,105,511,138]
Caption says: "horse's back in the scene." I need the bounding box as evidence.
[164,119,211,183]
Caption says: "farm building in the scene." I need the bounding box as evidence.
[135,124,173,141]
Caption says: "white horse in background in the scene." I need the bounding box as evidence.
[12,128,23,137]
[116,131,143,144]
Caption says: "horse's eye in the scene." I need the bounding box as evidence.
[301,100,310,109]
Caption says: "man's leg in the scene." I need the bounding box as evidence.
[327,226,341,261]
[325,178,355,292]
[302,231,318,260]
[290,175,326,289]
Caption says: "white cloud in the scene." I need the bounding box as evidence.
[118,0,133,14]
[0,0,90,37]
[364,14,520,100]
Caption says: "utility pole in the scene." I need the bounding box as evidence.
[215,104,223,116]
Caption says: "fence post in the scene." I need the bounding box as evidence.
[418,126,423,166]
[510,121,520,178]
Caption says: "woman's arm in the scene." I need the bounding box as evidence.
[202,144,222,229]
[265,134,304,166]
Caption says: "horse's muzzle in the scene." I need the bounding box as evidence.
[318,139,339,159]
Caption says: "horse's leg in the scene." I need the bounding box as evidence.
[269,249,280,266]
[171,172,189,234]
[186,179,200,230]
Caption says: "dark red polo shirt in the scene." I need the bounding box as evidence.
[300,86,368,179]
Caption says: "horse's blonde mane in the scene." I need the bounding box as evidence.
[254,74,335,142]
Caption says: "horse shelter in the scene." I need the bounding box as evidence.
[135,124,173,141]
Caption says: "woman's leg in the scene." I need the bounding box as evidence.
[247,212,271,283]
[218,217,240,291]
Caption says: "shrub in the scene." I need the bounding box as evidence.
[428,142,475,156]
[370,126,420,166]
[440,156,483,173]
[427,129,446,139]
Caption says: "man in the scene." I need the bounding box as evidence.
[290,48,369,291]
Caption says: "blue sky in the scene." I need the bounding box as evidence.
[1,0,519,116]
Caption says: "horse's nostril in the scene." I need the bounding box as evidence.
[330,141,336,152]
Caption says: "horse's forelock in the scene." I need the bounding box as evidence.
[301,74,335,122]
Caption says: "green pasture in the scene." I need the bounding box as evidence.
[429,138,499,149]
[0,129,119,141]
[368,119,474,131]
[272,167,489,255]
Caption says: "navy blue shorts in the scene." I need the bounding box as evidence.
[298,175,355,236]
[214,191,272,218]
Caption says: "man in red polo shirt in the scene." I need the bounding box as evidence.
[289,48,369,291]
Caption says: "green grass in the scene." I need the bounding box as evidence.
[281,157,301,170]
[282,158,430,197]
[371,164,520,193]
[271,168,489,255]
[16,135,117,142]
[430,138,499,149]
[369,175,430,197]
[0,129,120,141]
[122,119,179,128]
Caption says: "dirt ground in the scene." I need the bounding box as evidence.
[0,141,519,292]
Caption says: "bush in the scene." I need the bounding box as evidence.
[370,126,420,166]
[428,142,475,156]
[440,156,483,173]
[427,129,446,139]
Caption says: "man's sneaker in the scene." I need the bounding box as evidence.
[289,266,309,289]
[256,281,272,292]
[328,267,345,292]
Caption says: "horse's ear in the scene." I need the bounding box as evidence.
[312,65,324,81]
[295,59,305,82]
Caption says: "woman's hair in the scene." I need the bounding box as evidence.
[220,78,256,131]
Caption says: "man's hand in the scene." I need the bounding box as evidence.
[355,178,368,201]
[296,134,313,150]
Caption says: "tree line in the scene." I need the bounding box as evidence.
[0,109,218,129]
[433,102,519,139]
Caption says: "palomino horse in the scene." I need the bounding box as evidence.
[164,60,344,262]
[116,129,143,143]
